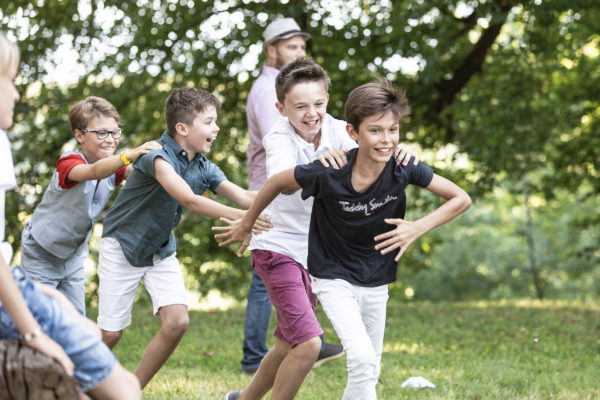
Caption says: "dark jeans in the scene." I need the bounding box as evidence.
[241,269,326,370]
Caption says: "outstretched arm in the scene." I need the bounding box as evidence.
[374,174,471,261]
[67,140,162,182]
[213,168,299,256]
[154,157,245,221]
[0,259,74,375]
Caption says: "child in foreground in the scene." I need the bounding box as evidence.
[216,79,471,399]
[0,30,140,400]
[96,87,270,390]
[21,96,160,315]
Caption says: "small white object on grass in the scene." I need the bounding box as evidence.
[400,376,436,388]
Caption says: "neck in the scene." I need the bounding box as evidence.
[350,150,387,193]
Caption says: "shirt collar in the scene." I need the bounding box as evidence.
[160,131,205,163]
[280,114,334,152]
[263,65,279,77]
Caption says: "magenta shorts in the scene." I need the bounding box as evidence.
[252,249,323,347]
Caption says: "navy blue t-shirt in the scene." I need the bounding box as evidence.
[294,148,434,287]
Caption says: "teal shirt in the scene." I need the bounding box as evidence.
[102,131,226,266]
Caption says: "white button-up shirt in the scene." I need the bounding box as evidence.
[249,114,357,268]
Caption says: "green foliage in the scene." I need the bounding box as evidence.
[109,298,600,399]
[2,0,599,298]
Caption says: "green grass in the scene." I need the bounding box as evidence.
[108,298,600,399]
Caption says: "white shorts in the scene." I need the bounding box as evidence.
[97,237,188,331]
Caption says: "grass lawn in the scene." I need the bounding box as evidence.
[109,297,600,399]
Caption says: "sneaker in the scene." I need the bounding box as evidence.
[224,390,241,400]
[313,343,345,368]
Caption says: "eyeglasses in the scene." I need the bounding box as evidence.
[81,128,122,140]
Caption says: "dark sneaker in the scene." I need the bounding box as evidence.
[313,343,345,368]
[224,390,241,400]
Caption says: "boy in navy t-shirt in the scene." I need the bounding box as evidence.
[216,79,471,399]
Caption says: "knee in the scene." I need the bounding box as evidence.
[102,330,123,348]
[162,314,189,338]
[347,348,378,376]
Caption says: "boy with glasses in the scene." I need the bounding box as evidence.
[21,96,160,315]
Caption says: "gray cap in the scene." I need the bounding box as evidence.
[263,18,311,50]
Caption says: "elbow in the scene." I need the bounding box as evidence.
[461,193,472,212]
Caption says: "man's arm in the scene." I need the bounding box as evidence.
[67,140,162,182]
[154,157,245,221]
[213,168,299,256]
[374,174,471,261]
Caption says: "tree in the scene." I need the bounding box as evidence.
[2,0,598,298]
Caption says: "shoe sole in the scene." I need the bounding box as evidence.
[313,350,346,368]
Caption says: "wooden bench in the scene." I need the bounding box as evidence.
[0,339,79,399]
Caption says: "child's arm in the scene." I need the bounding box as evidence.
[154,157,246,221]
[213,180,257,209]
[67,140,162,182]
[374,174,471,261]
[0,260,74,375]
[213,168,300,257]
[318,143,419,169]
[35,282,101,338]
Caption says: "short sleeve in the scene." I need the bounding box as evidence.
[114,165,127,186]
[263,133,298,177]
[0,130,17,191]
[56,154,86,189]
[294,160,327,200]
[203,160,227,193]
[407,160,434,188]
[135,149,169,178]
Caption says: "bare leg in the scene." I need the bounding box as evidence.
[86,363,141,400]
[134,304,189,388]
[240,336,321,400]
[101,329,123,350]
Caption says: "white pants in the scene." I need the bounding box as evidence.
[311,277,388,400]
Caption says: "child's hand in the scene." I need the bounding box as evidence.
[318,149,349,169]
[127,140,163,162]
[394,144,419,166]
[26,332,74,376]
[252,214,272,234]
[374,218,425,261]
[213,217,253,257]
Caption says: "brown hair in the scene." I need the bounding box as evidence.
[165,87,221,136]
[68,96,120,133]
[275,58,330,104]
[0,31,19,78]
[344,79,410,131]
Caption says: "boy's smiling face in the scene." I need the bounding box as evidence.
[276,81,328,144]
[348,111,400,165]
[180,105,219,157]
[75,115,120,163]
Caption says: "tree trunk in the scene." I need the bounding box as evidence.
[0,339,79,399]
[523,185,544,299]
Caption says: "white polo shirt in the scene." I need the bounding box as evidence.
[248,114,357,268]
[0,129,17,264]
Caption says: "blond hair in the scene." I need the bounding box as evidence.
[0,31,19,78]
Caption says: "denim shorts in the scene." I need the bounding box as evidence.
[0,267,117,392]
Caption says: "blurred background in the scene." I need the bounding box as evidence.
[1,0,598,306]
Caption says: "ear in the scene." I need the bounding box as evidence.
[266,44,277,65]
[275,102,287,117]
[175,122,188,136]
[346,123,359,142]
[74,129,84,145]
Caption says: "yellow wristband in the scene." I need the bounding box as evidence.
[120,148,131,165]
